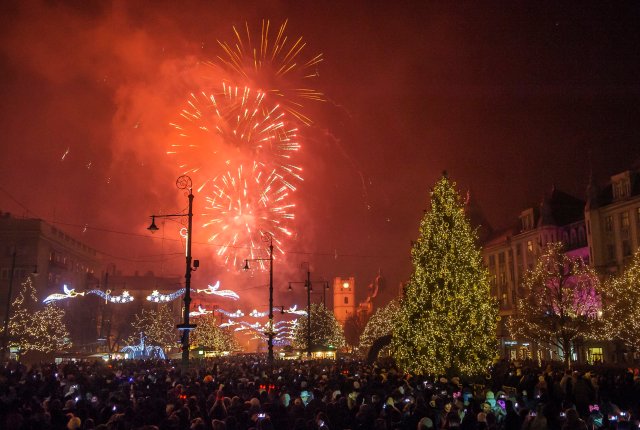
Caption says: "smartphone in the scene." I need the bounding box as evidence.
[560,412,566,418]
[257,413,266,419]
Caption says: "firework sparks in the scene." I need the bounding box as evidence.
[168,83,302,191]
[213,19,324,125]
[202,161,294,268]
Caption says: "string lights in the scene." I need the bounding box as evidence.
[391,174,498,376]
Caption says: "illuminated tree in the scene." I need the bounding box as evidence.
[191,313,240,353]
[292,302,345,351]
[34,304,71,353]
[358,299,399,356]
[127,305,177,350]
[9,277,71,354]
[391,174,498,376]
[601,249,640,353]
[508,242,602,368]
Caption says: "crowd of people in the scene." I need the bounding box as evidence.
[1,356,639,430]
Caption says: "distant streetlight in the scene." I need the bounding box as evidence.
[243,233,274,362]
[288,264,328,357]
[147,175,198,369]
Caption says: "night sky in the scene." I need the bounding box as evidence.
[1,1,640,309]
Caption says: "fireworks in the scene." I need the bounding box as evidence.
[213,19,324,125]
[168,83,302,191]
[165,19,323,270]
[202,161,294,268]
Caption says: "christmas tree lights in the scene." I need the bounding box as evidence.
[190,313,240,353]
[291,302,345,351]
[391,174,498,376]
[127,305,177,350]
[358,299,399,356]
[507,242,602,368]
[9,277,71,354]
[601,249,640,353]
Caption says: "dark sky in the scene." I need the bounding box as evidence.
[1,0,640,308]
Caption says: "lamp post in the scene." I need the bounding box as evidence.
[288,264,328,357]
[243,233,274,363]
[147,175,197,369]
[2,247,37,361]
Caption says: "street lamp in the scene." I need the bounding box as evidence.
[243,232,274,363]
[147,175,197,369]
[2,247,38,360]
[288,262,312,357]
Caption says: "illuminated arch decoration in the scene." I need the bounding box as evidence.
[284,304,307,316]
[249,309,268,318]
[120,333,166,360]
[218,308,244,318]
[196,281,240,300]
[220,319,239,328]
[146,288,187,303]
[43,284,85,304]
[189,305,212,318]
[86,289,134,304]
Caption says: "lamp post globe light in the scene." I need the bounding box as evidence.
[147,175,197,369]
[243,233,274,363]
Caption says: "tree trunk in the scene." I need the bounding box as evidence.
[562,338,572,369]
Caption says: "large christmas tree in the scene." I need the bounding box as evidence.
[392,174,498,376]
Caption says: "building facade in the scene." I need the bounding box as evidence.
[481,188,590,362]
[0,212,102,313]
[585,169,640,274]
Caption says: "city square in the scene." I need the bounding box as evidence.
[1,2,640,429]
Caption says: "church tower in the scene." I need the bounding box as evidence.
[333,277,356,327]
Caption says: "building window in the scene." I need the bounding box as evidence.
[499,272,506,286]
[498,252,505,265]
[516,243,521,256]
[511,289,517,304]
[527,241,533,253]
[501,293,508,306]
[607,244,616,262]
[578,227,586,245]
[489,255,495,267]
[588,347,604,364]
[623,240,632,257]
[621,212,630,231]
[344,297,348,305]
[604,216,613,232]
[613,179,630,200]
